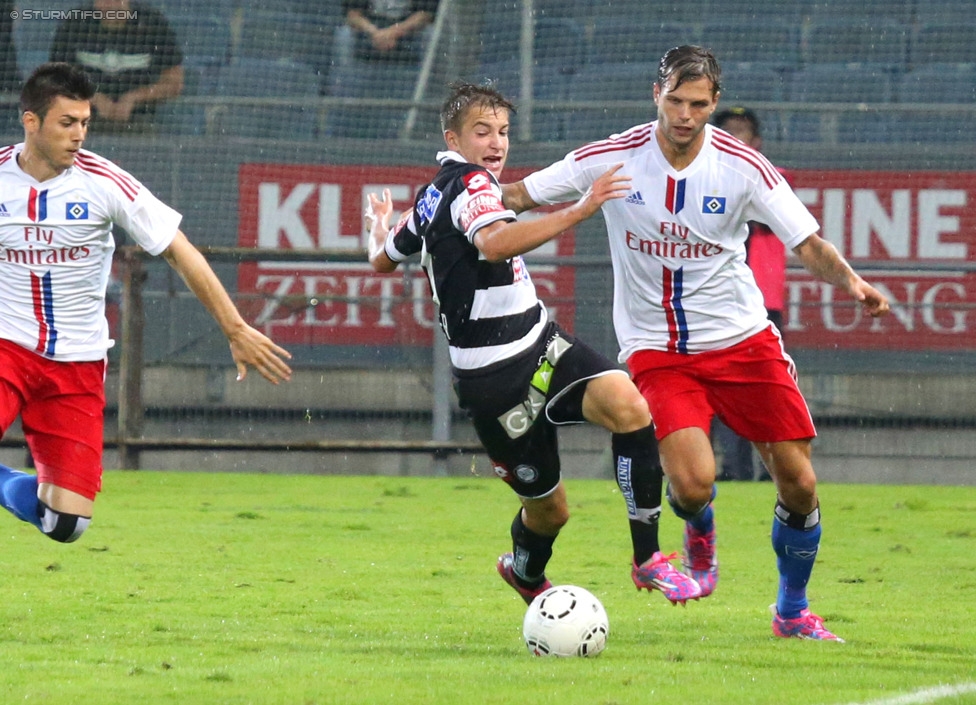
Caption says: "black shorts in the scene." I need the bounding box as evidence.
[453,322,625,499]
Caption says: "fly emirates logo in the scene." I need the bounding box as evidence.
[625,222,725,259]
[0,226,92,264]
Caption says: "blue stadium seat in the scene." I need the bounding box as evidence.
[805,19,909,73]
[16,50,49,78]
[235,9,342,88]
[167,14,232,67]
[469,62,568,142]
[892,64,976,144]
[153,63,218,136]
[702,0,803,22]
[717,63,787,141]
[480,18,587,76]
[563,63,656,145]
[805,0,913,23]
[787,64,893,144]
[915,0,976,24]
[213,58,319,140]
[700,19,799,70]
[587,20,698,67]
[910,23,976,67]
[324,62,420,140]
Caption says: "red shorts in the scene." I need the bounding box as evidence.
[627,326,816,443]
[0,339,106,500]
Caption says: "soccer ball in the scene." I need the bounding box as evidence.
[522,585,609,657]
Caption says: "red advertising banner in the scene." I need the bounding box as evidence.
[239,165,976,351]
[237,164,575,347]
[788,170,976,350]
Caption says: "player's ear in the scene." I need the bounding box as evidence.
[444,129,460,151]
[22,110,40,133]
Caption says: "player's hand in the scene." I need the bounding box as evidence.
[851,279,890,318]
[366,188,394,233]
[578,163,631,217]
[372,27,399,51]
[228,324,293,384]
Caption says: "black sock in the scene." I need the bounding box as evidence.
[613,425,664,565]
[510,510,556,586]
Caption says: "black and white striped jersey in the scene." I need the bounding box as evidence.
[383,150,548,371]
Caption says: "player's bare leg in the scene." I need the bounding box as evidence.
[660,428,719,595]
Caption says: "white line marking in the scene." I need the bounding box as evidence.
[839,682,976,705]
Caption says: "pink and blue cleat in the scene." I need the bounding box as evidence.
[770,605,845,642]
[632,551,703,605]
[682,524,719,597]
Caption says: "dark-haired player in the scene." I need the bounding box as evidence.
[0,63,291,544]
[503,47,891,640]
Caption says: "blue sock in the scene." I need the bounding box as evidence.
[0,463,42,529]
[771,503,821,619]
[667,483,716,533]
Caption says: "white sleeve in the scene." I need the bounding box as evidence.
[112,186,183,256]
[523,152,590,206]
[744,180,819,250]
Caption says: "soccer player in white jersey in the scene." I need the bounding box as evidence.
[366,81,703,607]
[503,46,890,641]
[0,63,292,544]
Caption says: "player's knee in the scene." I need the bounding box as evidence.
[38,502,91,543]
[605,391,651,434]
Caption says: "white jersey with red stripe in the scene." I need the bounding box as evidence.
[523,122,819,359]
[0,143,181,361]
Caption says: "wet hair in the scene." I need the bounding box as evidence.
[713,106,761,137]
[440,80,516,133]
[657,45,722,96]
[20,62,96,120]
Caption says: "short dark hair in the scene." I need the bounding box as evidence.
[713,106,761,137]
[657,45,722,96]
[440,80,516,134]
[20,62,96,120]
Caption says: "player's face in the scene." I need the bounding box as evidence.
[653,75,718,155]
[26,96,90,174]
[444,106,509,179]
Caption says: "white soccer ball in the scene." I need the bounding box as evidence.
[522,585,609,657]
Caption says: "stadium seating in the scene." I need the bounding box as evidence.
[324,62,422,140]
[805,0,913,23]
[700,19,800,70]
[480,17,587,76]
[153,63,216,136]
[892,64,976,144]
[787,64,894,144]
[910,23,976,68]
[805,19,909,73]
[167,14,232,67]
[702,0,804,22]
[235,8,342,88]
[563,63,656,144]
[916,0,976,23]
[717,63,788,141]
[587,20,698,67]
[212,58,320,140]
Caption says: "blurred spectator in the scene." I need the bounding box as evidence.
[49,0,183,133]
[711,106,787,482]
[0,0,18,91]
[343,0,438,64]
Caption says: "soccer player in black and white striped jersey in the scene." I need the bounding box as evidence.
[366,81,703,607]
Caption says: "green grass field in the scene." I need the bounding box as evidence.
[0,472,974,705]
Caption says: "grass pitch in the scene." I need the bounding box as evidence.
[0,472,974,705]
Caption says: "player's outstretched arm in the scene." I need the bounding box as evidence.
[478,164,630,262]
[161,230,293,384]
[501,180,542,214]
[793,233,890,318]
[365,188,399,273]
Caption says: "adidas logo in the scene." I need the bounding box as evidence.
[0,203,9,217]
[624,191,645,206]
